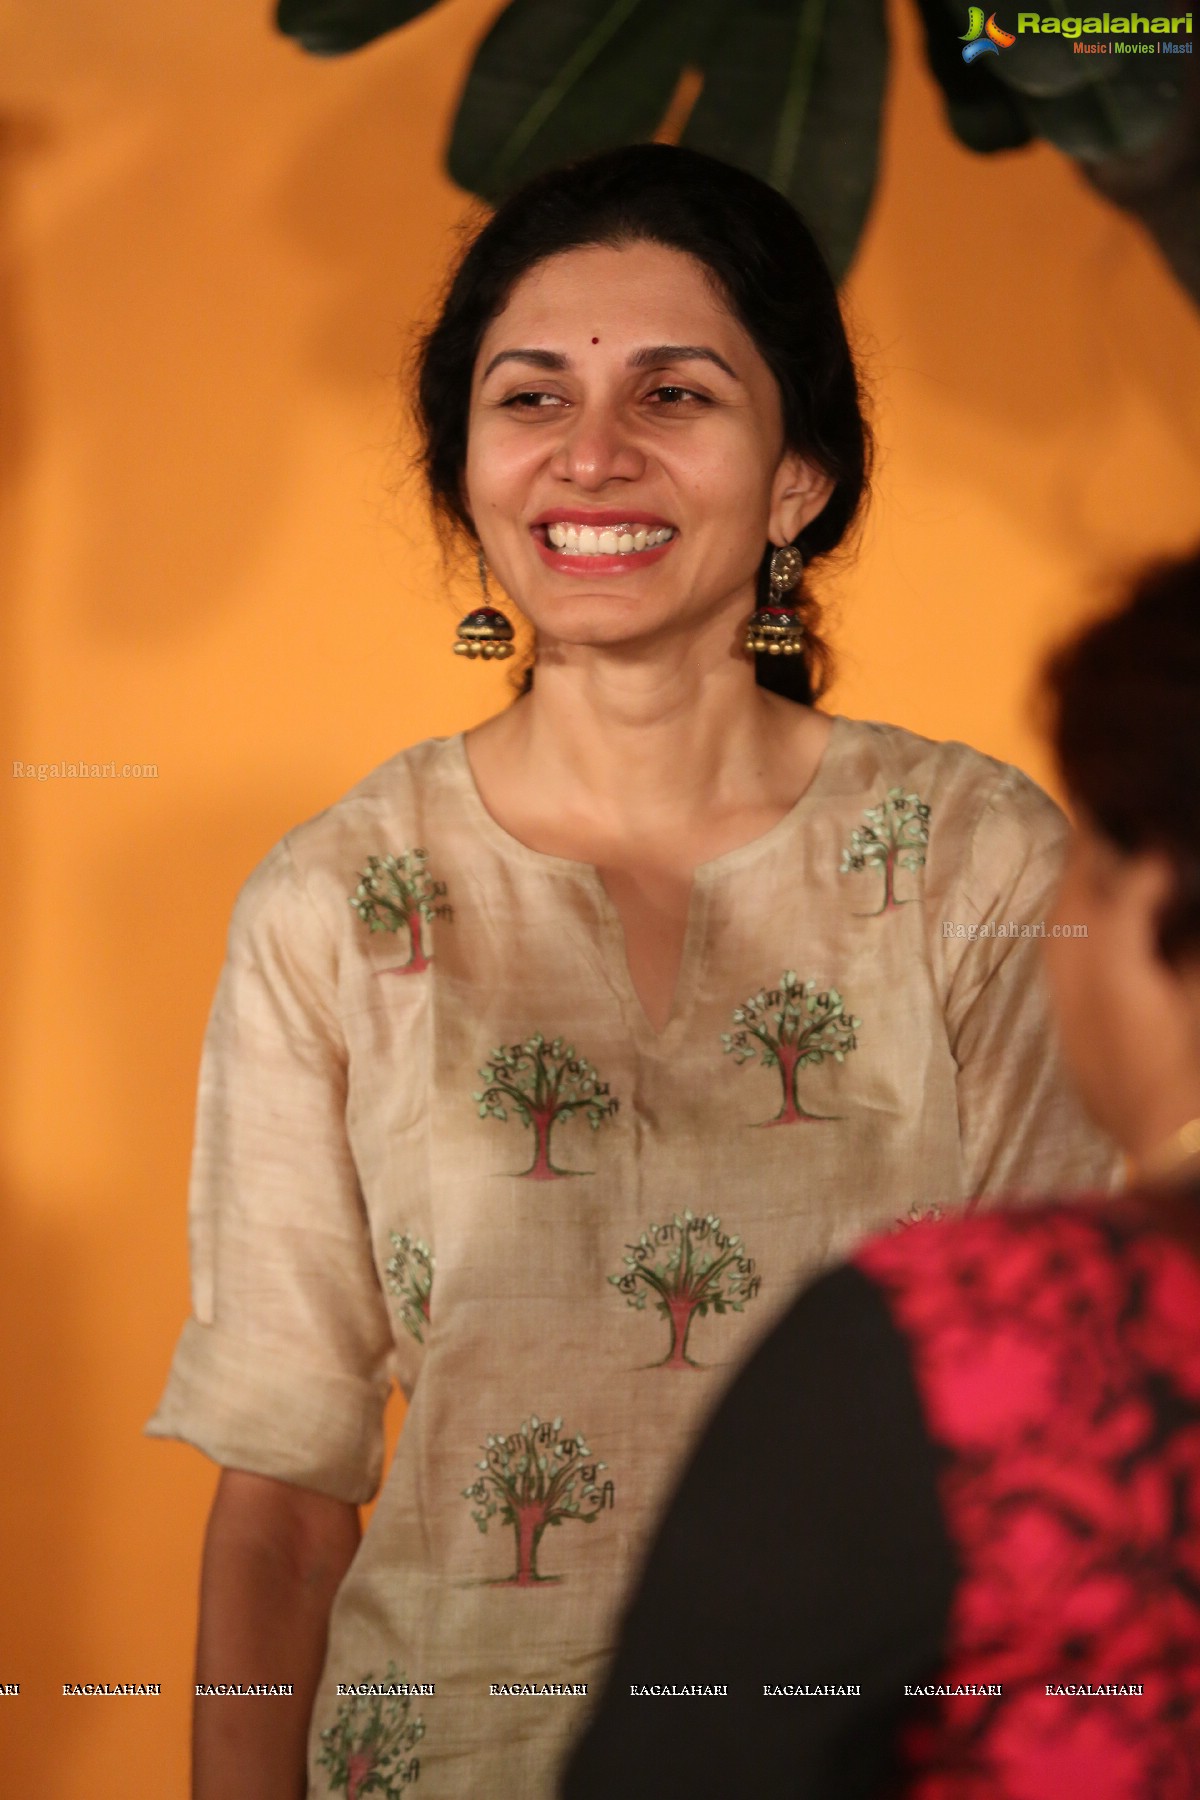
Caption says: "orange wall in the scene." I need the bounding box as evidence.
[2,2,1198,1793]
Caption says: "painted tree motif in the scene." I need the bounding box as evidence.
[722,971,861,1126]
[896,1195,979,1231]
[897,1200,946,1230]
[609,1210,761,1369]
[461,1415,614,1587]
[349,848,452,974]
[474,1034,618,1179]
[316,1661,423,1799]
[385,1232,434,1343]
[839,788,931,915]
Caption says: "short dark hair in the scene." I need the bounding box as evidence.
[412,143,873,705]
[1044,543,1200,965]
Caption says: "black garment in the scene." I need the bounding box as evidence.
[560,1264,956,1799]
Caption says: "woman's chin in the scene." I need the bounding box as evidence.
[525,599,667,650]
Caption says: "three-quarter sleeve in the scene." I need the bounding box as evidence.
[145,837,395,1503]
[942,768,1122,1200]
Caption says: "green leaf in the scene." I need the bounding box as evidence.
[1020,68,1190,164]
[1080,121,1200,307]
[924,0,1188,164]
[448,0,722,201]
[679,0,888,279]
[928,0,1088,96]
[275,0,438,55]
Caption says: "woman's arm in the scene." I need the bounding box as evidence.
[142,841,396,1786]
[193,1468,360,1800]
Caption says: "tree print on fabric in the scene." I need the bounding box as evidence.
[384,1232,434,1343]
[609,1210,761,1369]
[474,1034,618,1179]
[839,787,931,915]
[461,1415,615,1587]
[898,1200,947,1229]
[722,972,860,1126]
[895,1197,979,1231]
[317,1662,423,1798]
[349,848,451,974]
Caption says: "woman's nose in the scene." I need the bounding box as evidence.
[551,404,646,489]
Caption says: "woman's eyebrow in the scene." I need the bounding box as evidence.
[628,344,739,381]
[481,348,569,380]
[480,344,740,382]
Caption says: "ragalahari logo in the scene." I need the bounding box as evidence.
[962,7,1017,58]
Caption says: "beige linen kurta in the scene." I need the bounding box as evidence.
[147,713,1120,1797]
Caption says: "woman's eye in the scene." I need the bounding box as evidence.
[647,386,708,407]
[499,385,708,411]
[502,391,564,409]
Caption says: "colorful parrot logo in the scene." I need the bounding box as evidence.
[961,7,1016,60]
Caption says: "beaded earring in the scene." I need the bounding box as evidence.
[454,550,515,660]
[744,544,807,657]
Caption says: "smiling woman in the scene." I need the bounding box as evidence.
[417,145,870,711]
[461,240,831,684]
[145,143,1121,1800]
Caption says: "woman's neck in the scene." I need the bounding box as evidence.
[467,642,823,852]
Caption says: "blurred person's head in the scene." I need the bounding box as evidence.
[1043,546,1200,1169]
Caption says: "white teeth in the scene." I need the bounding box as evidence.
[542,522,675,556]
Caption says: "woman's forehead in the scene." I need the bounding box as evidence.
[481,242,740,348]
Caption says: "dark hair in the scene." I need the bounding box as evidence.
[1044,544,1200,965]
[413,143,873,705]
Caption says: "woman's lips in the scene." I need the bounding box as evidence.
[531,528,677,577]
[529,511,676,530]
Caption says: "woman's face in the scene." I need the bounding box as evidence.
[463,240,828,660]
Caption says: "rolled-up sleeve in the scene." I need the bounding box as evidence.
[145,837,395,1503]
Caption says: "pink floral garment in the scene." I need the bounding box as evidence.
[858,1199,1200,1799]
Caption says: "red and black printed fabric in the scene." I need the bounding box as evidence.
[562,1193,1200,1798]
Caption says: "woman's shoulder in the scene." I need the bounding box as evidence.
[851,1192,1162,1329]
[834,715,1061,823]
[830,714,1068,877]
[227,734,466,938]
[847,1192,1200,1471]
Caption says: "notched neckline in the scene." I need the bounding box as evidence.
[446,711,850,889]
[442,716,851,1047]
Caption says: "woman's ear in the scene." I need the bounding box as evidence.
[769,452,834,548]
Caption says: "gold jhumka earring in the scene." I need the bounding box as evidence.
[454,550,515,661]
[744,544,807,656]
